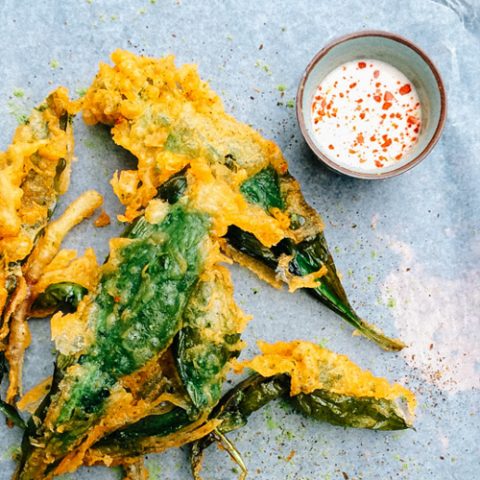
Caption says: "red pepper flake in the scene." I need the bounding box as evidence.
[373,70,380,78]
[349,149,356,154]
[358,61,367,69]
[381,137,392,148]
[356,98,363,103]
[339,92,344,98]
[357,133,364,144]
[349,82,357,88]
[395,154,403,160]
[381,114,387,119]
[328,144,335,150]
[375,82,381,87]
[370,135,376,142]
[384,91,394,101]
[359,112,366,119]
[375,159,384,168]
[399,83,412,95]
[373,95,382,103]
[382,102,392,110]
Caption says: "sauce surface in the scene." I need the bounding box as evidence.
[311,59,421,171]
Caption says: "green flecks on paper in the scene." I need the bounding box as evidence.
[264,407,279,430]
[75,87,88,97]
[226,34,234,41]
[13,88,24,98]
[1,445,20,462]
[387,297,396,308]
[150,0,157,3]
[317,337,329,348]
[146,462,162,479]
[7,100,28,125]
[286,99,295,109]
[138,7,147,14]
[255,60,271,75]
[367,274,374,283]
[49,59,60,69]
[276,84,287,92]
[371,250,378,259]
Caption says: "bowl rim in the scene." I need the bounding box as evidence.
[296,30,447,180]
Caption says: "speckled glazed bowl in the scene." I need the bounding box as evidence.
[296,31,446,179]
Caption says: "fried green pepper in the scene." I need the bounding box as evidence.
[16,204,212,479]
[231,166,405,351]
[189,340,415,478]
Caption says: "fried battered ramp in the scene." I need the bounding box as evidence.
[82,50,404,351]
[0,89,102,404]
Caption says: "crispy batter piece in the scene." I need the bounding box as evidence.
[4,191,102,403]
[235,340,416,414]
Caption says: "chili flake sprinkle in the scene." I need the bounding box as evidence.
[311,59,421,170]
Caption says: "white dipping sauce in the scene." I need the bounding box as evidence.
[311,59,421,171]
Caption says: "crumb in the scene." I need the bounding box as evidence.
[285,450,295,462]
[94,210,111,228]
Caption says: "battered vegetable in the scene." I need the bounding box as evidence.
[190,340,415,478]
[81,50,404,351]
[0,89,104,405]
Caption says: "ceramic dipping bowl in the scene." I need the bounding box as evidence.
[296,31,447,179]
